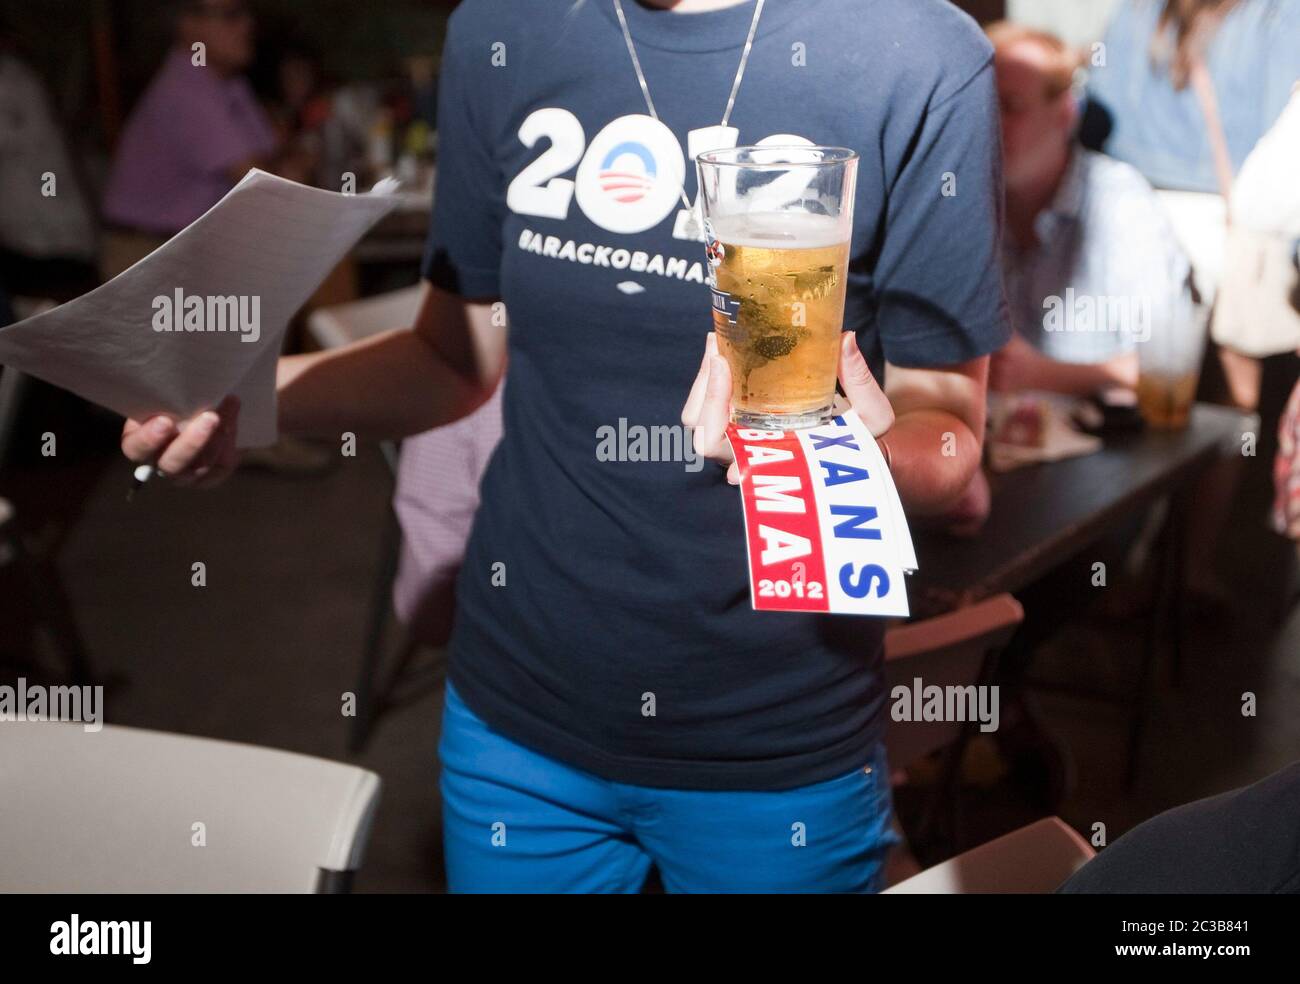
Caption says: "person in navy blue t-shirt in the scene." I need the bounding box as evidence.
[123,0,1009,892]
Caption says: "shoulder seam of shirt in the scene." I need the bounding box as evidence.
[929,50,995,113]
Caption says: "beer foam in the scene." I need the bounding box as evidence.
[709,211,848,249]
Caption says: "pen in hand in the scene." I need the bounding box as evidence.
[121,399,238,500]
[127,464,158,502]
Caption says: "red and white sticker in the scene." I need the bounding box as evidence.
[726,410,916,617]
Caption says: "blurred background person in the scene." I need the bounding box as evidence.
[0,14,98,303]
[1057,759,1300,893]
[99,0,328,474]
[1005,0,1124,47]
[1082,0,1300,616]
[99,0,308,279]
[987,21,1189,398]
[391,389,503,651]
[252,37,332,188]
[1273,248,1300,546]
[944,21,1191,538]
[1090,0,1298,195]
[1088,0,1300,414]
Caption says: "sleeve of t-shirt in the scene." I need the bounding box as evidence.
[873,58,1011,369]
[420,16,505,299]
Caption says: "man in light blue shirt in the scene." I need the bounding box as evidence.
[987,21,1191,396]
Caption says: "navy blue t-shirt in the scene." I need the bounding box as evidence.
[423,0,1009,790]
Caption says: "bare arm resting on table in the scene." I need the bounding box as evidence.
[989,334,1138,396]
[119,282,505,485]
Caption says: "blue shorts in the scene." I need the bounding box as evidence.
[438,682,899,893]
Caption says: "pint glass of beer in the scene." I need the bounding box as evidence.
[696,146,858,430]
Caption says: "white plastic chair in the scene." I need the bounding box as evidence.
[881,594,1026,881]
[881,595,1095,892]
[883,593,1025,773]
[884,816,1095,893]
[0,722,381,892]
[305,284,423,350]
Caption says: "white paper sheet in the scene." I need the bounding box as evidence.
[0,170,399,447]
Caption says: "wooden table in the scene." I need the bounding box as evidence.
[908,402,1255,790]
[911,403,1255,618]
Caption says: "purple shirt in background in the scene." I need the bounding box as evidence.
[103,48,277,235]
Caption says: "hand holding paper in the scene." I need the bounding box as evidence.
[0,170,399,451]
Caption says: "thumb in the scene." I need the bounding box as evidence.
[838,332,894,437]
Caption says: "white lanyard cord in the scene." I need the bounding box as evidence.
[612,0,766,211]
